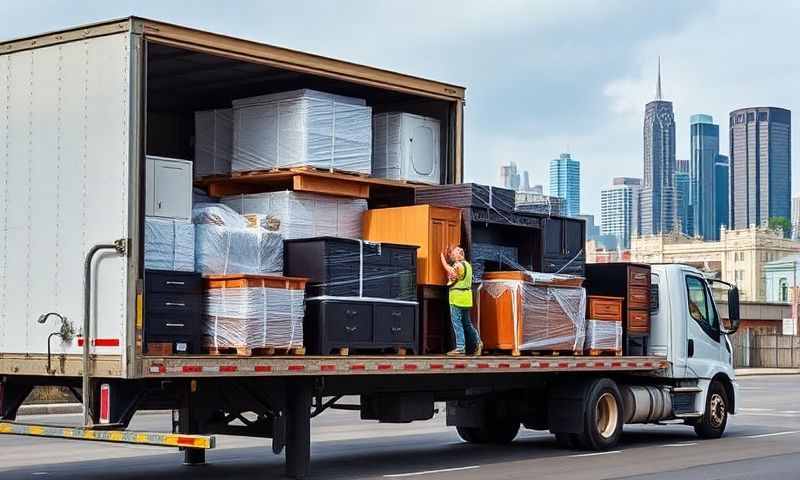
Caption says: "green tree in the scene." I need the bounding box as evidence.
[768,216,792,238]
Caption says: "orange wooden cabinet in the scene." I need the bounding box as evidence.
[587,295,624,321]
[477,272,525,355]
[363,205,461,286]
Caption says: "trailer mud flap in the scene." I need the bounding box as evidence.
[548,379,589,434]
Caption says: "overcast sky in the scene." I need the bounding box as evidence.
[3,0,798,217]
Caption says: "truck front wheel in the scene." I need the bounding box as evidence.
[577,378,623,450]
[456,421,520,444]
[694,381,728,439]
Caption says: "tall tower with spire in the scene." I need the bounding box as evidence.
[639,58,676,236]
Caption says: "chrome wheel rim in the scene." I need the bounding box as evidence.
[596,392,619,439]
[709,393,725,428]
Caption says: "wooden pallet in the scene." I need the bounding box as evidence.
[522,350,583,357]
[586,349,623,357]
[232,165,371,179]
[206,346,306,356]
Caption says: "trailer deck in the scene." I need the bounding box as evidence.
[139,355,668,378]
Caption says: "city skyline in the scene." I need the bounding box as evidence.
[549,153,581,216]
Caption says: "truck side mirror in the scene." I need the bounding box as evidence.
[726,286,741,334]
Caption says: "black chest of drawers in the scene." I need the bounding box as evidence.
[284,237,418,301]
[304,298,418,355]
[144,269,202,354]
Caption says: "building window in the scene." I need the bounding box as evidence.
[780,278,789,303]
[747,112,755,122]
[758,111,768,121]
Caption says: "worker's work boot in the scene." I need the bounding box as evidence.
[471,342,483,356]
[446,349,465,356]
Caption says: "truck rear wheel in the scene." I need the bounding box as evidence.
[577,378,623,450]
[694,381,728,439]
[456,421,520,444]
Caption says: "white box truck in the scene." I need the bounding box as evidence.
[0,18,740,479]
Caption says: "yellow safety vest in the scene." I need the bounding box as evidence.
[449,261,473,308]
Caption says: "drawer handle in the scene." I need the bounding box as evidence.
[391,327,402,333]
[345,309,358,317]
[391,311,402,317]
[165,302,186,307]
[165,323,185,328]
[344,325,358,333]
[165,281,186,286]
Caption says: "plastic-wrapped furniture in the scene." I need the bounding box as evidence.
[194,108,233,178]
[585,319,622,355]
[203,274,306,354]
[478,271,586,355]
[144,217,195,272]
[232,89,372,174]
[222,191,367,240]
[372,112,440,184]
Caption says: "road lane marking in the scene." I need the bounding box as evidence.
[662,442,697,447]
[568,450,622,458]
[384,466,480,477]
[738,412,800,418]
[746,430,800,439]
[740,408,773,411]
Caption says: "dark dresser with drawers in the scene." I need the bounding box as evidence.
[304,298,418,355]
[144,269,202,355]
[585,263,651,355]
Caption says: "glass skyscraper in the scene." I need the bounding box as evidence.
[715,154,729,235]
[601,177,641,249]
[690,114,720,239]
[729,107,791,230]
[640,60,676,236]
[675,159,691,236]
[549,153,580,216]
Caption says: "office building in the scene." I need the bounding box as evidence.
[792,196,800,240]
[690,114,721,239]
[675,159,691,236]
[499,162,521,191]
[640,59,677,235]
[715,154,729,235]
[549,153,580,216]
[729,107,791,230]
[601,177,641,249]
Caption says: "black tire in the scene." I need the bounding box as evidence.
[694,381,728,439]
[554,432,581,449]
[577,378,624,451]
[457,421,520,444]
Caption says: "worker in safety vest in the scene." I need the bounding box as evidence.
[440,246,483,356]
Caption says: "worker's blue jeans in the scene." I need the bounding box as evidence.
[450,305,480,353]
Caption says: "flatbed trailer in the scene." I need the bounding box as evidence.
[0,18,741,480]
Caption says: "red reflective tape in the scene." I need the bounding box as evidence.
[350,364,366,371]
[539,362,550,368]
[430,364,444,369]
[497,363,510,369]
[644,362,653,367]
[177,436,197,447]
[288,365,305,372]
[627,362,638,368]
[575,362,586,368]
[150,364,166,374]
[454,363,467,369]
[219,365,237,373]
[182,365,202,373]
[99,384,110,424]
[593,362,606,368]
[77,338,120,347]
[320,365,336,372]
[519,362,531,368]
[558,362,569,368]
[377,364,393,371]
[255,365,272,373]
[403,364,418,371]
[611,362,622,368]
[477,363,490,369]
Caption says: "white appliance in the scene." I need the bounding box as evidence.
[145,155,193,221]
[372,112,441,184]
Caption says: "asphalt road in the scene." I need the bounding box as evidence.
[1,375,799,479]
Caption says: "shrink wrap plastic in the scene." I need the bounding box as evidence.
[144,217,195,272]
[204,284,305,349]
[585,319,622,351]
[193,203,283,274]
[479,279,586,352]
[194,109,233,178]
[223,191,367,240]
[471,242,519,282]
[372,112,441,183]
[232,89,372,174]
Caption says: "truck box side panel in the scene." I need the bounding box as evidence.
[0,33,131,360]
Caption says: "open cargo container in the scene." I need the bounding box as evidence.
[0,18,737,480]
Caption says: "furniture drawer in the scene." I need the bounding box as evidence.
[627,309,650,333]
[145,270,202,294]
[628,267,650,286]
[588,296,623,321]
[146,293,201,315]
[627,286,650,309]
[146,312,197,336]
[325,302,373,343]
[374,304,416,343]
